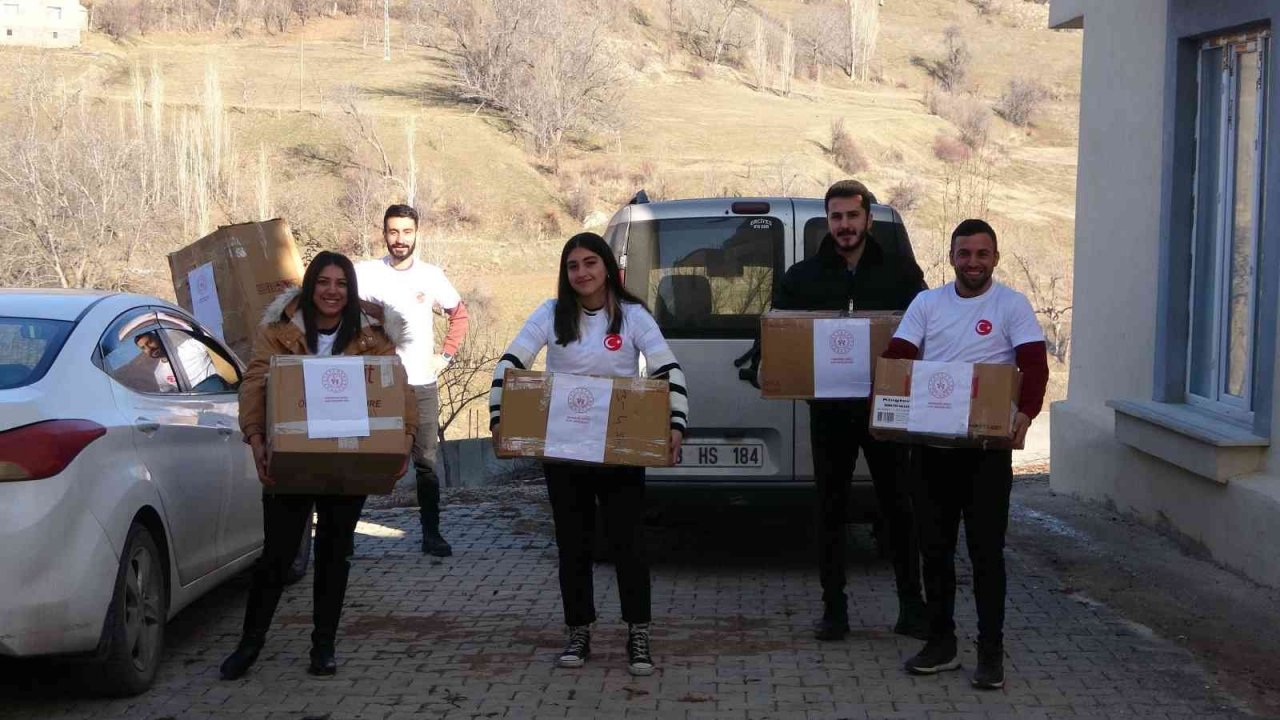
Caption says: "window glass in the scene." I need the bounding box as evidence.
[100,310,173,394]
[160,328,238,393]
[0,317,72,390]
[624,216,784,338]
[1225,45,1261,399]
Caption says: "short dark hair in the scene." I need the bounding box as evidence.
[383,204,419,230]
[950,218,998,252]
[824,179,876,214]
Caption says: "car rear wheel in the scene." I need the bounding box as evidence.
[98,522,167,696]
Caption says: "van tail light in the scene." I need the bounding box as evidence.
[0,420,106,482]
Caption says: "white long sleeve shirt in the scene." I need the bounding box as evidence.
[489,300,688,432]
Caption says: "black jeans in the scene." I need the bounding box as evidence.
[543,462,650,626]
[808,399,921,614]
[242,493,367,649]
[914,447,1013,648]
[412,384,444,538]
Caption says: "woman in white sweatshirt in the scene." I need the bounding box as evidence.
[489,232,687,677]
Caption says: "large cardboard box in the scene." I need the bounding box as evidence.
[494,370,671,467]
[759,310,901,399]
[168,219,304,363]
[266,355,410,495]
[868,358,1023,448]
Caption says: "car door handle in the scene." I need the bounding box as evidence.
[135,417,160,434]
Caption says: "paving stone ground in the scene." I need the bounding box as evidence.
[0,481,1253,719]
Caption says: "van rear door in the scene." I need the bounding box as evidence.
[613,200,797,485]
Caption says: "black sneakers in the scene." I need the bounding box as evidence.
[421,531,453,558]
[627,623,655,676]
[904,637,961,675]
[972,644,1005,689]
[812,600,850,641]
[557,625,591,668]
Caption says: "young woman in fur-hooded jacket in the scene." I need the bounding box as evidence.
[221,250,418,681]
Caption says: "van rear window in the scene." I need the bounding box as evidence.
[0,317,73,389]
[624,216,784,339]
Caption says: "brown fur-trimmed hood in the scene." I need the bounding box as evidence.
[259,287,410,350]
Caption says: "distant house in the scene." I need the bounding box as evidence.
[1049,0,1279,586]
[0,0,87,48]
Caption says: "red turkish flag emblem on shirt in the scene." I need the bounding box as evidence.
[604,334,623,351]
[975,319,993,336]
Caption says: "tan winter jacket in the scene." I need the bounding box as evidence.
[238,288,420,443]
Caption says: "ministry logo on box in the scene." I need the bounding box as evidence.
[567,387,595,413]
[928,371,956,400]
[322,368,350,394]
[829,329,855,355]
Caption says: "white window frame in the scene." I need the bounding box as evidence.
[1186,30,1269,422]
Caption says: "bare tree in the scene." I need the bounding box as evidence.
[845,0,880,81]
[434,290,504,441]
[416,0,625,160]
[1009,251,1073,362]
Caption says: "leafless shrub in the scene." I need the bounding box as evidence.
[914,25,970,93]
[927,89,992,148]
[829,118,869,174]
[933,133,971,163]
[886,179,924,213]
[416,0,626,160]
[442,197,477,226]
[675,0,748,65]
[967,0,997,15]
[996,77,1049,127]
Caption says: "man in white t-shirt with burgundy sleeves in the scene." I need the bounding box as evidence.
[882,219,1049,690]
[356,204,470,557]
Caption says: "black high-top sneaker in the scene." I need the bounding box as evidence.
[557,625,591,668]
[626,623,655,676]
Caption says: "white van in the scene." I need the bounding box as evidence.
[604,194,917,519]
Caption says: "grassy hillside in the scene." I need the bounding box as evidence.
[0,0,1081,433]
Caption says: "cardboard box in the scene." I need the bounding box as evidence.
[266,355,410,495]
[168,219,304,363]
[868,358,1023,448]
[759,310,901,399]
[494,370,671,467]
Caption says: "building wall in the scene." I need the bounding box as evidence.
[0,0,86,49]
[1051,0,1280,587]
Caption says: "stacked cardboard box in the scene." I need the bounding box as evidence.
[494,370,671,467]
[266,355,411,495]
[868,358,1023,448]
[759,310,901,399]
[168,219,304,362]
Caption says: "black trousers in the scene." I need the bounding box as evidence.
[914,447,1013,648]
[241,493,367,648]
[809,399,921,613]
[543,462,650,626]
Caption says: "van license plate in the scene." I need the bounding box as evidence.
[676,441,765,468]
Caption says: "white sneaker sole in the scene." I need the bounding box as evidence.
[556,656,586,668]
[628,663,655,676]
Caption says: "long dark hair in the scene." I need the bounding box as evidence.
[298,251,362,355]
[554,232,648,347]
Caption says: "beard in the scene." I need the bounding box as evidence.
[833,227,865,253]
[388,240,415,259]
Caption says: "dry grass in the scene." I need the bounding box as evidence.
[0,0,1085,414]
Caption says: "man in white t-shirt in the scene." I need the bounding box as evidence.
[883,219,1048,691]
[136,331,221,393]
[356,204,470,557]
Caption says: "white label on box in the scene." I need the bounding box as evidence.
[813,318,871,398]
[544,375,613,463]
[187,262,224,341]
[872,396,911,430]
[302,356,371,439]
[906,361,973,436]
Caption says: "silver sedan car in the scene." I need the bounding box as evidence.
[0,290,263,695]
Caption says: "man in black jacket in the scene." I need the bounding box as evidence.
[774,179,928,641]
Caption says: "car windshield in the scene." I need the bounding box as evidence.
[0,317,74,390]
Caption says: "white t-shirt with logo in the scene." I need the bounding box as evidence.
[152,337,217,391]
[356,256,461,386]
[893,281,1044,363]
